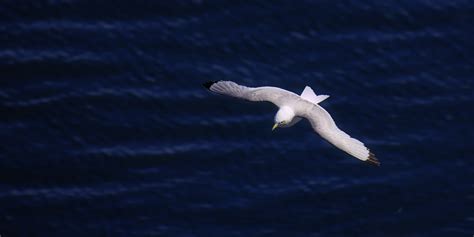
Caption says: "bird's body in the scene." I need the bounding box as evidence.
[203,81,379,166]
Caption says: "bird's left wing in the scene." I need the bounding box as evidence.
[297,102,380,166]
[204,80,296,107]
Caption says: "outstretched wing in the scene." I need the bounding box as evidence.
[204,81,297,107]
[297,103,380,166]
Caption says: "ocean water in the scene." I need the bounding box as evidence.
[1,1,473,236]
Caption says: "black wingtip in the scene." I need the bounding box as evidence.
[203,81,218,90]
[366,152,380,167]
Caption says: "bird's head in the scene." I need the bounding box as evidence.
[273,106,295,131]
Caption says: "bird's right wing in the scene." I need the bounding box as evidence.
[204,80,296,107]
[297,103,380,166]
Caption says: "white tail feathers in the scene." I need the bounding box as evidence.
[300,86,329,104]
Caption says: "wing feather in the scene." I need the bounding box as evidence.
[204,80,297,107]
[298,104,380,166]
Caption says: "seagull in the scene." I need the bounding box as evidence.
[203,81,380,166]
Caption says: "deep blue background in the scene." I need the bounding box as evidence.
[1,1,473,236]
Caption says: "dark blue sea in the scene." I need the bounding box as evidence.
[1,1,473,236]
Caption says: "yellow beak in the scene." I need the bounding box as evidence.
[272,123,279,131]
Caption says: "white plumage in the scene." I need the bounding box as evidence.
[204,80,379,166]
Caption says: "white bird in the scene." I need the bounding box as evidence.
[204,80,380,166]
